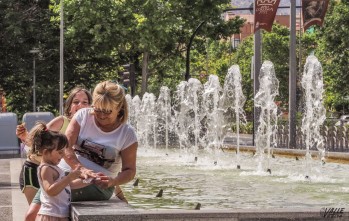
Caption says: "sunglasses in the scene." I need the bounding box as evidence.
[92,106,113,115]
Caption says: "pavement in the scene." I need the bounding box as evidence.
[0,157,29,221]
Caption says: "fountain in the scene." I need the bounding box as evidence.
[254,61,279,174]
[137,92,157,149]
[185,78,204,152]
[220,65,247,169]
[156,86,172,151]
[301,56,326,179]
[122,58,349,211]
[124,148,349,210]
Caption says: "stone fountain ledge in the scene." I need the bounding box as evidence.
[71,199,349,221]
[224,144,349,163]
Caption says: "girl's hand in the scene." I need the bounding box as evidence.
[67,166,82,180]
[79,167,96,179]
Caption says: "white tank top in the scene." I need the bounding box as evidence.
[37,164,71,218]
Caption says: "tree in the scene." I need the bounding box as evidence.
[123,0,244,95]
[1,0,244,117]
[0,0,60,118]
[232,23,317,118]
[315,0,349,114]
[56,0,244,96]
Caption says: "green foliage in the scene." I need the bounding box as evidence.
[231,121,253,134]
[0,0,59,119]
[1,0,244,118]
[315,0,349,113]
[231,23,321,118]
[190,39,233,85]
[231,36,254,117]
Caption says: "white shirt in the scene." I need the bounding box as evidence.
[59,108,137,176]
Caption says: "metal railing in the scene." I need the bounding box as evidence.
[276,125,349,152]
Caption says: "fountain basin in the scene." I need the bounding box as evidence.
[116,148,349,211]
[72,147,349,220]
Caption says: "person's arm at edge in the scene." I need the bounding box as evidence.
[2,96,6,112]
[46,116,64,132]
[64,118,93,178]
[110,142,138,187]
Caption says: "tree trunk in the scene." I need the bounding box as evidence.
[141,51,149,96]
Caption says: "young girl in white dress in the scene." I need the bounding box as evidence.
[27,122,90,221]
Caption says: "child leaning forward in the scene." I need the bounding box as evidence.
[27,122,91,221]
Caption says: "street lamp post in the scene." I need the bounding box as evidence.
[59,0,64,115]
[29,48,40,112]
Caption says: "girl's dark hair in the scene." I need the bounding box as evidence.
[27,122,68,155]
[64,86,92,118]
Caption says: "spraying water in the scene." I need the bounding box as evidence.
[254,61,279,174]
[186,78,204,152]
[301,55,326,178]
[125,94,133,124]
[156,86,171,152]
[202,75,224,151]
[131,95,142,137]
[139,92,157,149]
[173,81,189,151]
[220,65,246,169]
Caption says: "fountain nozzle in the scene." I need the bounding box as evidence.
[194,203,201,210]
[133,178,139,187]
[237,165,241,169]
[156,189,163,197]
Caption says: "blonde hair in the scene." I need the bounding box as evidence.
[92,81,128,124]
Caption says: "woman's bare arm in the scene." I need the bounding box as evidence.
[110,142,138,187]
[64,118,95,179]
[46,116,64,132]
[64,118,82,170]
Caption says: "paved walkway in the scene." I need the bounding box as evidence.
[0,157,29,221]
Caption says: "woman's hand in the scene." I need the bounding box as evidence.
[92,174,113,188]
[115,185,128,203]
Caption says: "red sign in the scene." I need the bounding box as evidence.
[302,0,329,31]
[254,0,281,33]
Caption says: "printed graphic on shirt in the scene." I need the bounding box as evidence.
[74,140,115,168]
